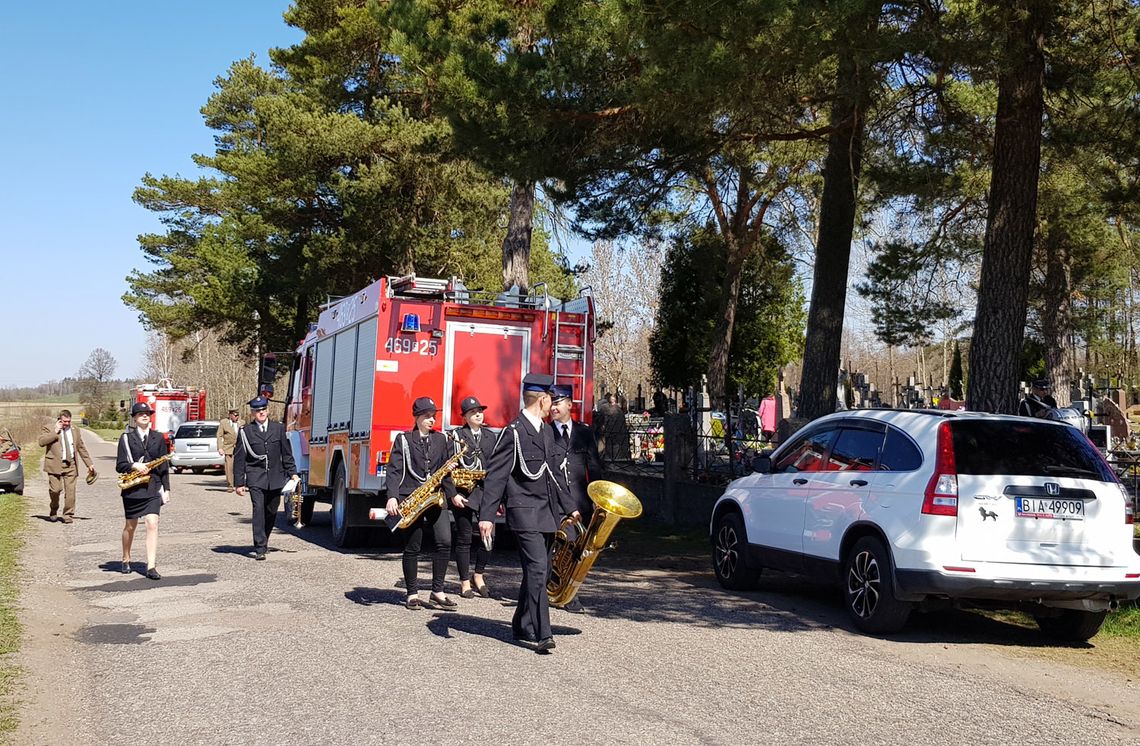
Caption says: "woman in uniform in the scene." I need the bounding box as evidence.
[450,395,496,598]
[115,402,171,579]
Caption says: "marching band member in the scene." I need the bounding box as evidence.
[478,374,576,653]
[115,402,171,579]
[234,396,298,561]
[548,384,604,614]
[450,395,496,599]
[385,396,459,610]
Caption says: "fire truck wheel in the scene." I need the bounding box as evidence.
[330,461,364,547]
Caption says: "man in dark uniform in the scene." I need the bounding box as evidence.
[1019,378,1058,418]
[234,396,298,560]
[548,384,604,614]
[479,373,576,653]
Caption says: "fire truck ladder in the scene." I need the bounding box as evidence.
[187,391,202,421]
[552,315,588,411]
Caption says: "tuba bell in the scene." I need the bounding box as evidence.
[548,480,642,607]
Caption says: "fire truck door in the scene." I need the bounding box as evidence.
[443,323,530,429]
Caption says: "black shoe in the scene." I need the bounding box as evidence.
[535,637,556,654]
[460,588,475,599]
[430,593,458,610]
[248,550,267,560]
[405,596,424,610]
[562,597,587,614]
[145,567,162,580]
[475,582,491,598]
[512,631,537,644]
[120,561,132,574]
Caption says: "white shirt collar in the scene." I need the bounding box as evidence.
[136,427,150,440]
[521,409,544,434]
[556,419,571,437]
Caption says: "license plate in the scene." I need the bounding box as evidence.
[1015,497,1085,520]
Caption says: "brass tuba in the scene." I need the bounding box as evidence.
[117,452,174,490]
[548,480,643,607]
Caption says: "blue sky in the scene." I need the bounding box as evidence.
[0,2,304,387]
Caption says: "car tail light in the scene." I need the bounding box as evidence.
[1120,484,1135,525]
[922,421,958,516]
[0,450,18,461]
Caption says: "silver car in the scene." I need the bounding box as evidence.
[0,445,23,494]
[171,420,224,474]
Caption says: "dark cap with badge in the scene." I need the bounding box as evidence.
[248,396,270,411]
[129,402,153,416]
[460,396,487,415]
[550,384,573,403]
[1031,378,1052,389]
[521,372,555,393]
[412,396,438,417]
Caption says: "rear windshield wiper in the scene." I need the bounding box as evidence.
[1042,465,1101,478]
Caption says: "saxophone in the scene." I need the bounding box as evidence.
[548,480,643,607]
[452,468,486,492]
[117,453,174,489]
[394,441,468,530]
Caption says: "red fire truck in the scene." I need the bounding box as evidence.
[133,380,207,440]
[283,274,595,546]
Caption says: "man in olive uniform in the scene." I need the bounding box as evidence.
[38,409,95,523]
[234,397,298,560]
[216,408,241,491]
[479,373,576,653]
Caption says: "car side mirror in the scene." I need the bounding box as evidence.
[752,454,773,474]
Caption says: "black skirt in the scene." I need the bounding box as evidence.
[121,486,162,519]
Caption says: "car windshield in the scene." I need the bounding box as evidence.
[175,425,215,439]
[950,420,1114,481]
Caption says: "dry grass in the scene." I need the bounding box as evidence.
[1,406,54,475]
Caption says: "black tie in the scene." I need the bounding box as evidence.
[420,436,432,470]
[560,424,569,441]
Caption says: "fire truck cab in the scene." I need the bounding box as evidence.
[284,274,595,546]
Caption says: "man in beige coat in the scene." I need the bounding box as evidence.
[216,408,241,492]
[38,409,95,523]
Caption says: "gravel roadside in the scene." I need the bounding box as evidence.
[12,431,1140,745]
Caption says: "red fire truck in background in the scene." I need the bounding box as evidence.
[133,380,207,442]
[282,274,595,546]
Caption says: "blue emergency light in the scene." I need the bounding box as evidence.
[400,313,421,333]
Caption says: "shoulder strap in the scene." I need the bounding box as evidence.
[239,427,267,461]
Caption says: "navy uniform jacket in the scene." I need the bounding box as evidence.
[479,413,576,532]
[550,419,604,517]
[234,421,296,491]
[386,430,458,504]
[116,429,171,498]
[450,425,496,513]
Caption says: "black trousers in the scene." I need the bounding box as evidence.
[249,486,282,551]
[452,505,490,580]
[513,531,553,641]
[402,505,451,594]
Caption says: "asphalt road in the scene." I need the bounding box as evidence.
[13,433,1140,745]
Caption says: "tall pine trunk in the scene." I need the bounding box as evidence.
[705,241,748,406]
[501,180,534,293]
[798,4,880,421]
[966,1,1048,414]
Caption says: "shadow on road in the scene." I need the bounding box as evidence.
[77,572,218,592]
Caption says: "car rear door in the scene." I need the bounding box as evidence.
[803,422,886,561]
[952,420,1127,567]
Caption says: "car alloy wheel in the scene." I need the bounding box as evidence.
[715,523,740,580]
[843,536,911,634]
[846,549,881,620]
[711,512,758,589]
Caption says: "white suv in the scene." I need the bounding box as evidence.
[711,409,1140,640]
